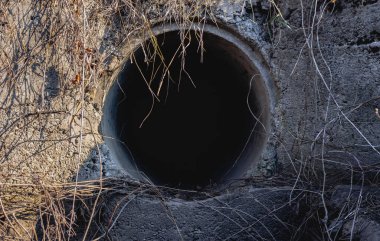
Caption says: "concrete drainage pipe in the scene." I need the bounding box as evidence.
[101,23,273,189]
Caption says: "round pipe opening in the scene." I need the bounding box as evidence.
[102,24,271,189]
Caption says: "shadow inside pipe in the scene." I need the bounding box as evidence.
[102,28,269,189]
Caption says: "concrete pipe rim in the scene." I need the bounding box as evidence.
[101,22,275,191]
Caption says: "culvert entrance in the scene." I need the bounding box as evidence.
[102,24,272,189]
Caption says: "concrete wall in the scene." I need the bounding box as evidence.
[272,0,380,172]
[77,1,380,240]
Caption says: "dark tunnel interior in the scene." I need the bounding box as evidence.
[108,30,265,189]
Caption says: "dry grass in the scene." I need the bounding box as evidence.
[1,0,379,240]
[0,0,216,239]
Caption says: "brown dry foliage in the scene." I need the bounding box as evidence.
[0,0,216,239]
[1,0,379,240]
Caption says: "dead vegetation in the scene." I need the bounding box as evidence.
[0,0,216,239]
[0,0,379,240]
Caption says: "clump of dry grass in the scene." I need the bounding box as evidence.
[1,0,379,240]
[0,0,217,239]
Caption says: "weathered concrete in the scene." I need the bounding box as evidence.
[97,0,380,182]
[78,186,300,241]
[105,189,295,240]
[271,0,380,169]
[77,0,380,240]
